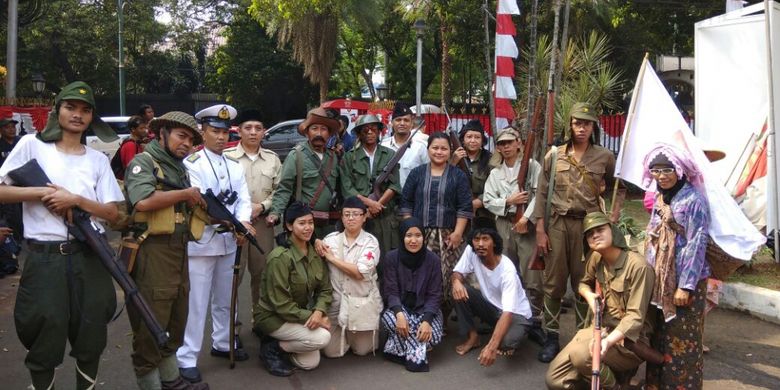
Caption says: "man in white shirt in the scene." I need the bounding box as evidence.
[0,81,123,390]
[177,104,255,383]
[451,217,533,367]
[379,102,429,188]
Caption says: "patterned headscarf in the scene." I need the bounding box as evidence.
[642,143,703,189]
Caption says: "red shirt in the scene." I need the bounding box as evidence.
[118,139,143,176]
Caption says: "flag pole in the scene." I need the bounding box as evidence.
[763,0,779,263]
[610,52,650,216]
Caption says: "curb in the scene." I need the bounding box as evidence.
[719,282,780,325]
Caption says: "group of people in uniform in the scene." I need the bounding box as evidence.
[0,80,714,390]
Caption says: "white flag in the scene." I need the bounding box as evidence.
[616,58,765,260]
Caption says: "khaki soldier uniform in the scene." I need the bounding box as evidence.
[270,142,341,238]
[546,223,655,389]
[224,143,281,307]
[340,143,401,258]
[483,146,543,319]
[124,112,206,389]
[532,139,618,333]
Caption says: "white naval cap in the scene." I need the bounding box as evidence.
[195,104,237,129]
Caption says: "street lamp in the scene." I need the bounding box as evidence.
[376,84,388,101]
[413,19,426,118]
[31,72,45,97]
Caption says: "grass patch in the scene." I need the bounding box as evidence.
[727,248,780,291]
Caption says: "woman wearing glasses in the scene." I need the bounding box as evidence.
[317,196,382,358]
[643,143,710,389]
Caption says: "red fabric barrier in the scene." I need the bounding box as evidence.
[0,106,50,132]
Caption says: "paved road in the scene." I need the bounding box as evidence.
[1,267,779,389]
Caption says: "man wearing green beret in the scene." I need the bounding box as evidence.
[532,102,625,363]
[124,111,208,389]
[546,212,655,389]
[0,81,124,389]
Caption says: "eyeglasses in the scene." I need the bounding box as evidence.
[342,212,365,219]
[361,125,379,133]
[649,168,675,176]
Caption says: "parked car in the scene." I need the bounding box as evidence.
[86,116,131,159]
[263,119,305,161]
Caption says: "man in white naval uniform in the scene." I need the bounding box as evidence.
[177,104,254,383]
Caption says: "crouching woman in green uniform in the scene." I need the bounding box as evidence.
[0,82,123,390]
[254,202,332,377]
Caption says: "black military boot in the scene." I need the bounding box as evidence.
[259,338,294,377]
[537,332,560,363]
[527,322,547,347]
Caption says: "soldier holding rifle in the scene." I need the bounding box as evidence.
[533,102,624,362]
[124,110,210,390]
[340,114,401,259]
[0,81,124,390]
[546,212,656,390]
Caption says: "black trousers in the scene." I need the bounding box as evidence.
[454,284,531,350]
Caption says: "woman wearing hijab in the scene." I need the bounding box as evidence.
[254,202,333,377]
[400,132,473,319]
[381,218,444,372]
[642,143,710,389]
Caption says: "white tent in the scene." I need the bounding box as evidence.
[694,1,779,260]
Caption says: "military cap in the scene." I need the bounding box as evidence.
[569,102,599,123]
[392,102,414,118]
[150,111,203,145]
[297,107,340,135]
[0,117,18,127]
[39,81,117,143]
[353,114,385,133]
[495,127,520,143]
[583,212,611,234]
[195,104,237,129]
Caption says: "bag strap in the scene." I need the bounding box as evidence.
[544,146,558,231]
[295,145,303,201]
[307,149,337,209]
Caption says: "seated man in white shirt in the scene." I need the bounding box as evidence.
[451,217,533,367]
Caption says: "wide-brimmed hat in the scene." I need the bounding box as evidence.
[353,114,385,134]
[150,111,202,145]
[0,117,18,127]
[297,107,340,135]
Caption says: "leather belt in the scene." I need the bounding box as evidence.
[27,240,86,255]
[563,209,587,219]
[311,210,340,226]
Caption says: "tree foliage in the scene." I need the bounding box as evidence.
[207,8,317,123]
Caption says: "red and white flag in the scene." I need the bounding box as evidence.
[494,0,520,132]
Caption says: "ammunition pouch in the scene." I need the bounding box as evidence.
[190,206,209,241]
[134,208,177,241]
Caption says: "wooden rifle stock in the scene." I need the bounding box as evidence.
[448,131,471,177]
[369,125,422,201]
[513,96,545,227]
[592,297,602,390]
[545,90,556,146]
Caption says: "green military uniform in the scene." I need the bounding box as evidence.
[253,242,333,334]
[340,144,401,258]
[125,130,195,380]
[270,142,341,238]
[532,105,620,337]
[546,215,655,389]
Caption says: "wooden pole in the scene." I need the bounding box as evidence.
[610,53,650,215]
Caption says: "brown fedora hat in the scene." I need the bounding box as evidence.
[297,107,341,136]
